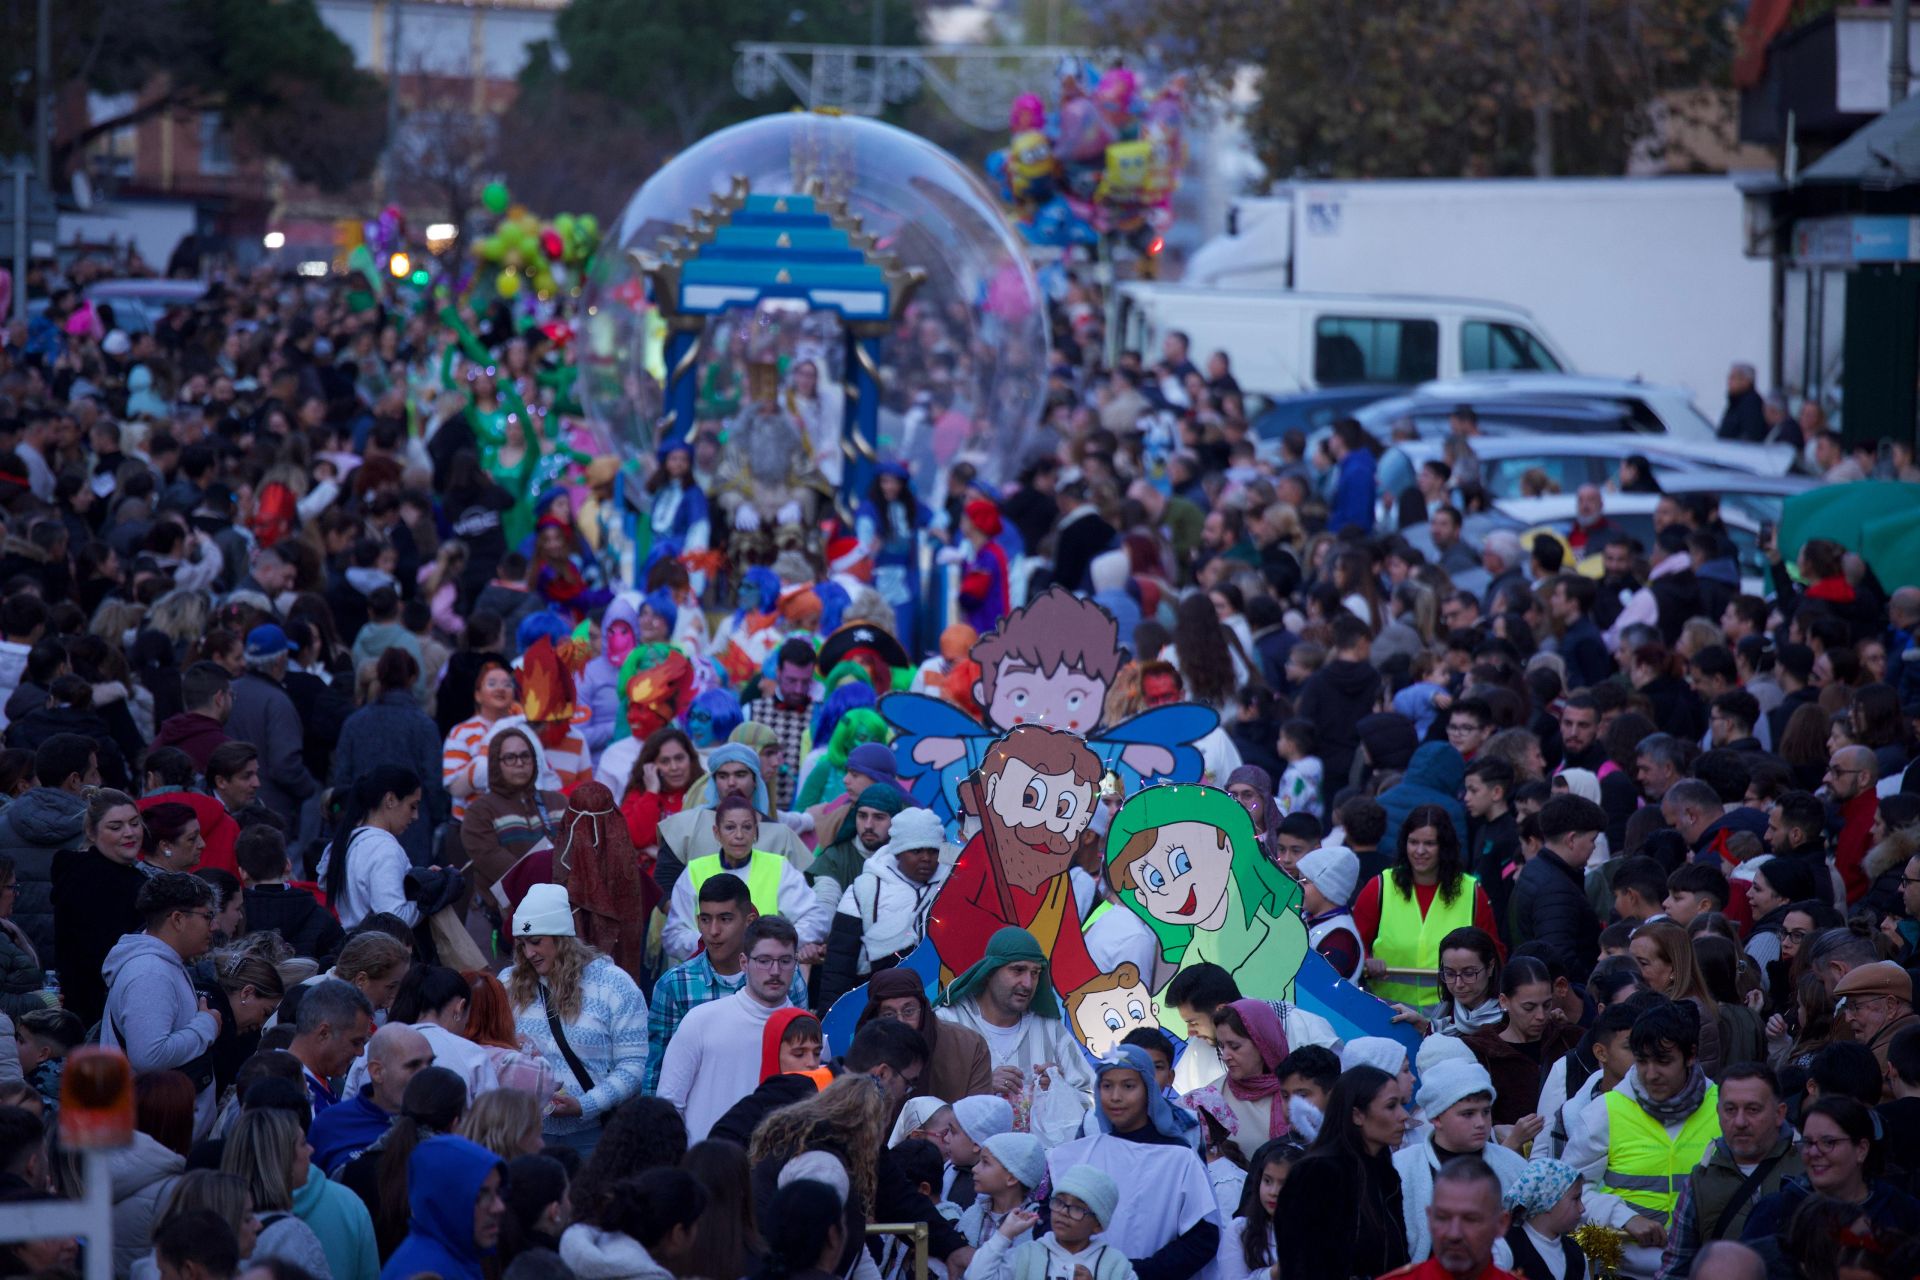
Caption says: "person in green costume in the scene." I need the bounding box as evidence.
[1104,783,1309,1034]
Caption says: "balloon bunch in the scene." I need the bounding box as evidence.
[984,66,1187,250]
[472,181,603,300]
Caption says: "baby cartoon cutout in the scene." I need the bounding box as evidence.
[1104,783,1309,1036]
[1063,962,1160,1058]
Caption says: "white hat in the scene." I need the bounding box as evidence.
[1416,1033,1477,1075]
[878,809,946,861]
[951,1094,1014,1144]
[1298,846,1360,907]
[982,1132,1047,1190]
[101,330,131,356]
[1415,1059,1498,1120]
[512,882,575,939]
[1341,1036,1408,1076]
[777,1150,850,1205]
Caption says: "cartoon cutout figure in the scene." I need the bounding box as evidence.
[923,724,1103,997]
[1064,962,1159,1058]
[1105,783,1310,1036]
[882,589,1217,830]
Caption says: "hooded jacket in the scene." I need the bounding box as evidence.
[106,1130,186,1279]
[379,1136,504,1280]
[461,724,566,896]
[1378,743,1469,862]
[0,786,88,959]
[822,850,953,1006]
[149,712,231,773]
[101,932,220,1136]
[559,1224,675,1280]
[1295,658,1382,794]
[579,595,641,753]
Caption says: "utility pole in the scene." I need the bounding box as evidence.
[34,0,51,185]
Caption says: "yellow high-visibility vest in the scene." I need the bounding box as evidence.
[1368,872,1479,1011]
[1601,1086,1722,1225]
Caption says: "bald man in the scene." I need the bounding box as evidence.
[1827,743,1881,903]
[1692,1240,1764,1280]
[307,1022,433,1175]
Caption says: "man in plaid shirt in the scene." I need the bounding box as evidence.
[644,872,808,1092]
[743,638,817,811]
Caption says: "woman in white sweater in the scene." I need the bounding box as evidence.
[317,765,424,930]
[509,883,649,1157]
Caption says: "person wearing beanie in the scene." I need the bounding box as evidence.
[953,498,1011,634]
[957,1131,1047,1247]
[965,1164,1136,1280]
[808,780,909,935]
[1298,845,1365,983]
[820,805,953,1010]
[802,737,901,858]
[1393,1060,1529,1264]
[943,1094,1015,1204]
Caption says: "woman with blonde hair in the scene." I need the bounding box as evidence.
[508,883,648,1156]
[314,929,414,1017]
[148,590,212,653]
[749,1073,891,1216]
[220,1110,340,1280]
[459,1088,545,1160]
[134,1168,315,1280]
[1630,920,1724,1078]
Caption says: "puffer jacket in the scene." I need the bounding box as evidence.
[821,852,952,1008]
[1379,743,1469,862]
[1510,848,1601,979]
[559,1225,675,1280]
[0,787,89,960]
[0,918,47,1020]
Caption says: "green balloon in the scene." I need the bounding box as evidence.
[482,181,510,215]
[553,212,576,237]
[579,213,600,237]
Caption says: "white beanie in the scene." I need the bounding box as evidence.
[878,809,946,861]
[1297,846,1360,907]
[512,882,576,939]
[1415,1059,1497,1121]
[981,1132,1047,1190]
[952,1094,1014,1145]
[778,1150,851,1206]
[1416,1033,1477,1075]
[1341,1036,1408,1077]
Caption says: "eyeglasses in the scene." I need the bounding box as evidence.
[1901,876,1920,889]
[747,953,796,970]
[182,909,217,922]
[1052,1200,1093,1221]
[1802,1136,1858,1155]
[1782,928,1811,943]
[1441,966,1487,984]
[499,752,534,764]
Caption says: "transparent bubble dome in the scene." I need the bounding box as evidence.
[578,112,1050,489]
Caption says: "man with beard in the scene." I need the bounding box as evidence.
[1593,535,1643,633]
[925,725,1102,996]
[935,925,1095,1143]
[744,639,816,810]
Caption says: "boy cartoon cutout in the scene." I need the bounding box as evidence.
[1105,783,1309,1037]
[1064,962,1161,1058]
[924,724,1103,996]
[882,589,1217,829]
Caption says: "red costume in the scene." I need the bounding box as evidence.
[927,830,1100,996]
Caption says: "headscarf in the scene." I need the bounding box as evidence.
[729,721,779,752]
[697,742,772,815]
[1222,998,1291,1137]
[1225,765,1276,834]
[1094,1045,1199,1140]
[1504,1158,1580,1223]
[939,926,1058,1018]
[554,781,648,983]
[760,1007,818,1082]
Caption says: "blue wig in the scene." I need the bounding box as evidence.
[641,588,680,638]
[686,687,744,749]
[516,609,573,655]
[811,680,877,746]
[815,581,851,637]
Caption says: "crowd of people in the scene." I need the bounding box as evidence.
[0,257,1915,1280]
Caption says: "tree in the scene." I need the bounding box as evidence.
[1113,0,1733,178]
[519,0,923,149]
[1,0,387,190]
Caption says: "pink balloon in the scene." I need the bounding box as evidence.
[1055,97,1112,165]
[1009,92,1046,134]
[985,265,1035,320]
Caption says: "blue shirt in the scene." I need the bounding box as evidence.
[308,1086,392,1176]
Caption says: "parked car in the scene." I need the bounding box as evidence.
[1383,434,1799,508]
[1358,373,1721,443]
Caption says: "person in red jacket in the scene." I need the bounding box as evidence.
[926,724,1102,997]
[1827,743,1880,903]
[139,746,239,875]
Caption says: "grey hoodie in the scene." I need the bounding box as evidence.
[101,932,219,1138]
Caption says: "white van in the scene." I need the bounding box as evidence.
[1115,283,1574,400]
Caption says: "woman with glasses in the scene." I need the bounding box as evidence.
[1416,926,1505,1038]
[461,725,564,925]
[508,882,647,1157]
[1741,1096,1920,1257]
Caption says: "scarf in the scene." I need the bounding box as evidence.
[1223,998,1291,1137]
[1629,1063,1710,1128]
[1093,1045,1198,1140]
[1439,996,1507,1033]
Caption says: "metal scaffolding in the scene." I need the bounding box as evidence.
[732,44,1097,129]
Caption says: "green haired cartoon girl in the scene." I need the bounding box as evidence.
[1104,782,1309,1033]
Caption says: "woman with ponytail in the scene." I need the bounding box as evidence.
[338,1064,468,1259]
[316,765,423,929]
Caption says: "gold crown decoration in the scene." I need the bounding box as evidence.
[747,361,782,403]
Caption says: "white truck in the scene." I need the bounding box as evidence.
[1130,175,1772,409]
